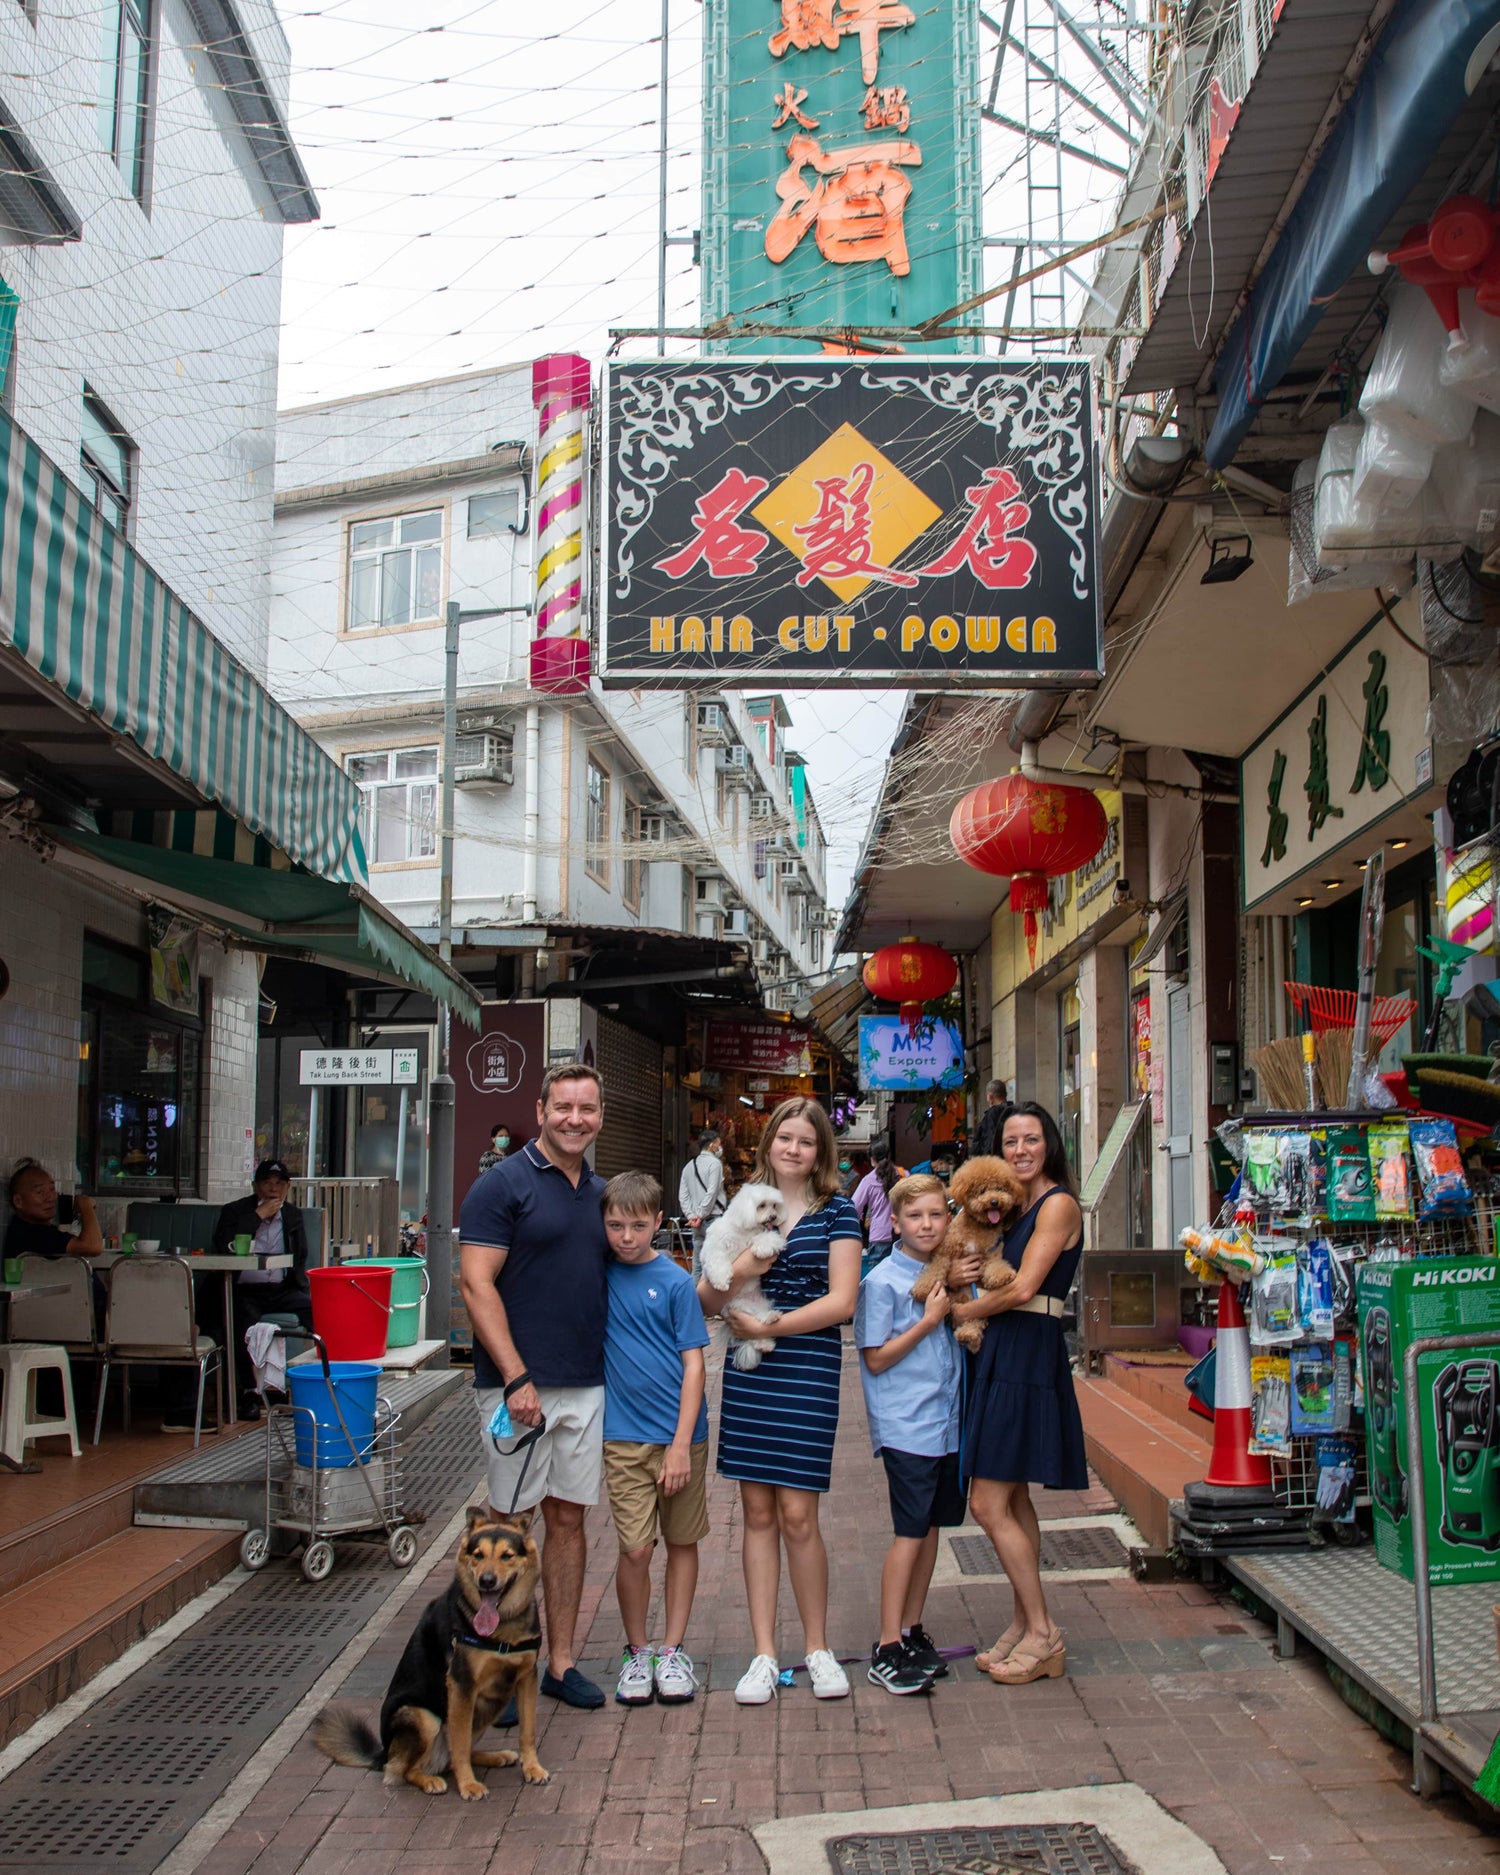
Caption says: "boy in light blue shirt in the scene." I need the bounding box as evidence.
[855,1172,963,1696]
[601,1171,709,1709]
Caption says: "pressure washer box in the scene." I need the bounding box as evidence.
[1358,1258,1500,1585]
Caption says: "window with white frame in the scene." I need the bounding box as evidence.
[347,748,438,865]
[99,0,151,204]
[346,509,444,630]
[586,757,610,884]
[81,389,133,533]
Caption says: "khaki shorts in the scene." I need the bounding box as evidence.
[475,1384,604,1513]
[604,1439,710,1551]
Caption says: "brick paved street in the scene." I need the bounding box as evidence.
[184,1336,1500,1875]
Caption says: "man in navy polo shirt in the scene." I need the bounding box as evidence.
[459,1063,610,1710]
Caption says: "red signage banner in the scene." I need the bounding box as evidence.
[705,1017,814,1077]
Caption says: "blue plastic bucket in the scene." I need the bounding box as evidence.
[287,1361,380,1469]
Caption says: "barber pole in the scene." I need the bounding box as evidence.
[1201,1279,1273,1489]
[529,352,592,695]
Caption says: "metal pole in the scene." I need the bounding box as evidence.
[393,1085,408,1198]
[307,1087,320,1179]
[656,0,669,355]
[424,599,462,1367]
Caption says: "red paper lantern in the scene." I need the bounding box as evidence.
[949,775,1109,967]
[862,937,958,1033]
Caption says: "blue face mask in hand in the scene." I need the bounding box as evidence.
[488,1397,514,1441]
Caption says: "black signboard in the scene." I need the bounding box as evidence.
[601,358,1102,688]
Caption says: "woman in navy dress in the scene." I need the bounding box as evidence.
[952,1101,1085,1687]
[698,1097,862,1706]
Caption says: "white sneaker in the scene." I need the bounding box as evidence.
[615,1646,656,1706]
[654,1645,698,1703]
[806,1648,850,1699]
[734,1653,779,1705]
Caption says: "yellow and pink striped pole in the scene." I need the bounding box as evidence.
[529,353,592,694]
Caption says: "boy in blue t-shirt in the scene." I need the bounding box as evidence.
[601,1171,710,1708]
[855,1172,964,1696]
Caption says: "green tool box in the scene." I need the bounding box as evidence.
[1358,1258,1500,1585]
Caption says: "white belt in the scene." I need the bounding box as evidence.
[1013,1295,1064,1318]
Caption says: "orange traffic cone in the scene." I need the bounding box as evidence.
[1202,1278,1273,1489]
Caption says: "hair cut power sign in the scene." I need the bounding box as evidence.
[600,358,1103,688]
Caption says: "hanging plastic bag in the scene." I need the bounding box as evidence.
[1250,1249,1301,1345]
[1438,290,1500,416]
[1359,283,1478,447]
[1411,1116,1475,1219]
[1353,414,1434,513]
[1297,1240,1335,1336]
[1250,1354,1292,1454]
[1288,458,1408,602]
[1315,416,1461,566]
[1432,408,1500,551]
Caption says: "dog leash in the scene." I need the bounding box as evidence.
[489,1370,547,1516]
[775,1645,978,1685]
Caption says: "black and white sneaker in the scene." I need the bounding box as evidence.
[904,1623,947,1679]
[867,1641,932,1695]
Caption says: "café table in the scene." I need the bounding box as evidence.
[0,1279,69,1473]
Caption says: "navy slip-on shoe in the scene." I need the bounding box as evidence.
[497,1699,517,1727]
[542,1666,605,1709]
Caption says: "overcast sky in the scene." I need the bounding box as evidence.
[275,0,1130,905]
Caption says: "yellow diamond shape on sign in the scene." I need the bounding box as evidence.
[752,421,942,602]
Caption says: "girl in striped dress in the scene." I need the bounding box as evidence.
[699,1097,862,1706]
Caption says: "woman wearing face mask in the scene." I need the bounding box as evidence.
[698,1097,862,1707]
[477,1122,511,1175]
[950,1100,1085,1687]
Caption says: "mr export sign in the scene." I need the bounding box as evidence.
[859,1015,963,1091]
[602,358,1102,687]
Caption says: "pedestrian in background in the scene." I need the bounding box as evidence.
[851,1140,902,1270]
[677,1131,726,1277]
[973,1080,1012,1159]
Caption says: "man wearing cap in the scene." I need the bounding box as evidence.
[210,1160,313,1418]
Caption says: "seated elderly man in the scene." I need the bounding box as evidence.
[211,1159,314,1419]
[5,1161,104,1261]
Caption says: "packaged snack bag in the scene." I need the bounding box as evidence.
[1326,1126,1376,1223]
[1410,1116,1475,1219]
[1370,1124,1413,1219]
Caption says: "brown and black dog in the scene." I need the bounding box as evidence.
[313,1505,549,1800]
[910,1154,1025,1352]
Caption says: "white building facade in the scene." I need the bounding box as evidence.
[270,365,832,999]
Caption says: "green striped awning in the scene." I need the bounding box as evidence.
[0,407,366,883]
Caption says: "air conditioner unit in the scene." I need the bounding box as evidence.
[695,907,725,940]
[717,742,751,770]
[765,832,792,853]
[694,874,725,907]
[812,906,839,930]
[696,701,728,743]
[749,792,777,820]
[751,938,772,965]
[725,908,751,938]
[453,731,514,786]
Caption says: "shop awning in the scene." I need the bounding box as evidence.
[47,826,481,1027]
[0,409,366,883]
[1206,0,1500,468]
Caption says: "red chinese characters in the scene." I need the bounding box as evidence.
[769,0,915,85]
[861,84,910,132]
[654,468,771,580]
[792,461,918,589]
[771,81,818,131]
[765,133,921,277]
[911,467,1037,589]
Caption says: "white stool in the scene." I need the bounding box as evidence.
[0,1343,82,1463]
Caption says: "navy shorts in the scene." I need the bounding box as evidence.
[880,1446,966,1540]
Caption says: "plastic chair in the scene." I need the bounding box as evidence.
[0,1344,81,1463]
[93,1255,220,1448]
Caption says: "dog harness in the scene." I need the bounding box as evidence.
[453,1627,543,1655]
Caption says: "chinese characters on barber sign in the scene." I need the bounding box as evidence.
[601,358,1103,687]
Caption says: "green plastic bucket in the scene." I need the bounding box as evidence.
[342,1257,427,1348]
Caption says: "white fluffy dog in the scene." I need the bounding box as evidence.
[700,1182,787,1371]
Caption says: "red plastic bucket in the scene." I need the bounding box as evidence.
[308,1264,392,1360]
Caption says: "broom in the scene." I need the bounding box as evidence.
[1250,1038,1307,1111]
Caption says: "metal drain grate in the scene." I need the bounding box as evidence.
[827,1824,1137,1875]
[950,1525,1129,1578]
[111,1681,279,1727]
[0,1388,483,1873]
[0,1798,176,1860]
[40,1732,236,1787]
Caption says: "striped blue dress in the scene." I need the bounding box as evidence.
[716,1194,861,1493]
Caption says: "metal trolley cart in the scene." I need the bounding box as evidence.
[238,1331,419,1583]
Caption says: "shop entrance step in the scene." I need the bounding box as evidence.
[1075,1373,1212,1551]
[0,1524,238,1750]
[1101,1347,1210,1439]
